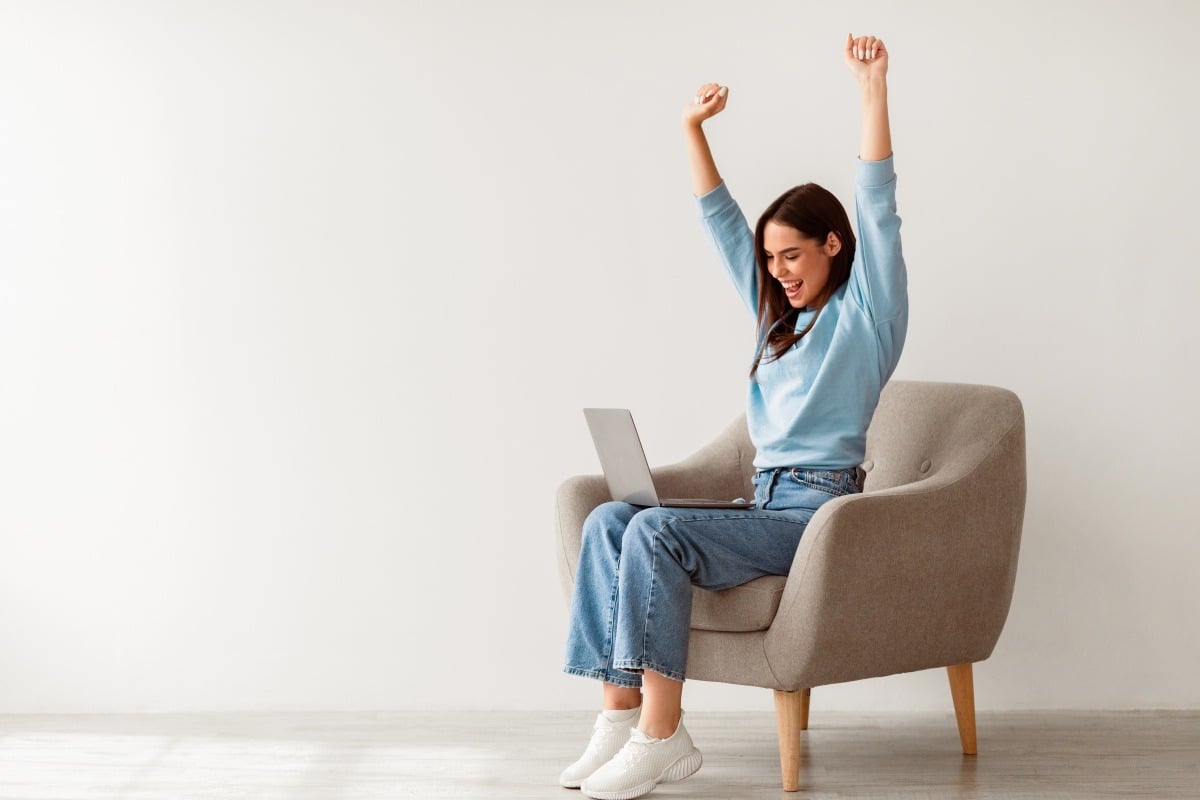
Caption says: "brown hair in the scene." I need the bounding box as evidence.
[749,183,856,380]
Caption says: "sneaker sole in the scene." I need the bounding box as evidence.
[582,748,702,800]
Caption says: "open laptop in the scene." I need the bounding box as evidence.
[583,408,754,509]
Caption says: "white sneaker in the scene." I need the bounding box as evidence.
[580,713,702,800]
[559,707,642,789]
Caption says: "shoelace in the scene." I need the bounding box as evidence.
[582,717,622,758]
[611,734,652,769]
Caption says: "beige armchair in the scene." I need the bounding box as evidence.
[554,380,1026,791]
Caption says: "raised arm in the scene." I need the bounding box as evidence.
[681,83,728,197]
[843,34,907,328]
[844,33,892,160]
[684,83,759,315]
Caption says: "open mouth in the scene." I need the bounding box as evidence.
[783,280,803,298]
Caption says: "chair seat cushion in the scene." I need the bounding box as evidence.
[691,576,788,632]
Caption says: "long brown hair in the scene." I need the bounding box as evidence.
[749,183,856,380]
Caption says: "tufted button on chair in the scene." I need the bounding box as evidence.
[554,380,1027,791]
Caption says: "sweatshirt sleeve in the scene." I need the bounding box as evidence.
[847,155,907,323]
[695,181,759,316]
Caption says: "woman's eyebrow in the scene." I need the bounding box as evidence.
[766,246,802,255]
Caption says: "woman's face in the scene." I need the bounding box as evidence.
[763,221,840,309]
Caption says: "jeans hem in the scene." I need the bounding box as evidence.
[612,658,687,683]
[563,665,643,688]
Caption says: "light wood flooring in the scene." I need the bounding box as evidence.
[0,710,1197,798]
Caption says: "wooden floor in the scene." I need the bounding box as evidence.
[0,710,1197,798]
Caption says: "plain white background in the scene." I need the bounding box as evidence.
[1,0,1197,714]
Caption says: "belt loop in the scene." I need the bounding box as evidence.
[766,467,782,505]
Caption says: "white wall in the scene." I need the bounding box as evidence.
[1,0,1197,714]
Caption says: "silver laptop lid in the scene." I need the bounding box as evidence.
[582,408,660,507]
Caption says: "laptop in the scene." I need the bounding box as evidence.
[583,408,754,509]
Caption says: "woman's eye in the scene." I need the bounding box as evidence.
[786,255,798,261]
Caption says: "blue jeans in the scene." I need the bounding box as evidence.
[563,466,862,686]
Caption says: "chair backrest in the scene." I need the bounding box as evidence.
[862,380,1024,493]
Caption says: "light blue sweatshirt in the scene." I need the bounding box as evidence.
[695,155,908,470]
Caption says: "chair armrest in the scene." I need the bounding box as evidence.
[554,474,611,604]
[554,413,752,604]
[764,422,1026,690]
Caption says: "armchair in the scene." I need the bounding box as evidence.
[554,380,1027,791]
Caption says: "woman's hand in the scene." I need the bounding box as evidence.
[844,33,888,82]
[681,82,729,129]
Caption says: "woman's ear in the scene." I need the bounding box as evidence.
[824,232,842,256]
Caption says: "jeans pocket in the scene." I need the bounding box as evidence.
[787,468,851,497]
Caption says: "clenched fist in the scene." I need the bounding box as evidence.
[681,82,728,128]
[845,33,888,81]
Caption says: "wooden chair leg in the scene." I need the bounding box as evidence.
[773,688,808,792]
[947,663,978,755]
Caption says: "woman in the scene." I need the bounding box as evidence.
[561,33,907,800]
